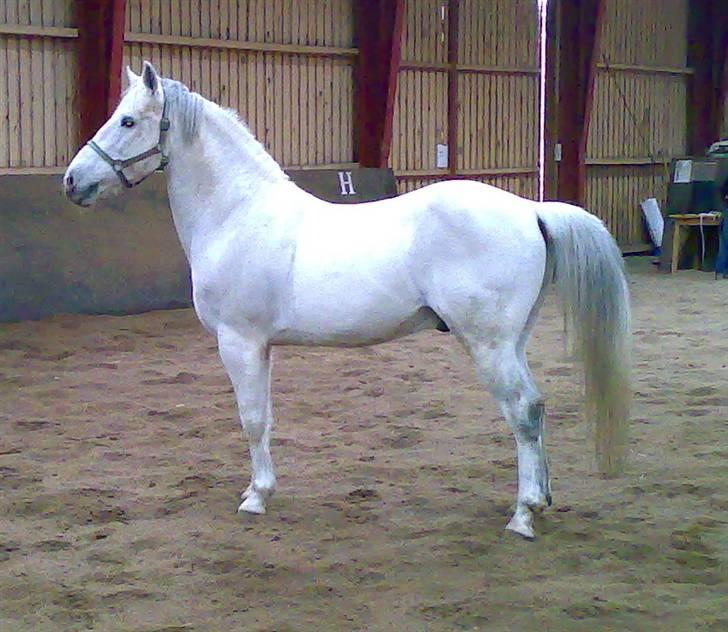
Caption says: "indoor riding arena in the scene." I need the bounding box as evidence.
[1,1,727,631]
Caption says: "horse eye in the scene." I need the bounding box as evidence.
[120,116,135,128]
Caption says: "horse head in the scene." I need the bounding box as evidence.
[64,61,169,206]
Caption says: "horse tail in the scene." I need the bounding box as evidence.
[536,202,631,476]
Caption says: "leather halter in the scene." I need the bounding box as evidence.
[86,97,171,189]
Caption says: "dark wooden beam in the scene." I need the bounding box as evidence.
[76,0,126,146]
[687,0,728,154]
[555,0,604,206]
[447,0,459,175]
[356,0,405,168]
[543,0,560,199]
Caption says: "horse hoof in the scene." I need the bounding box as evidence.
[241,484,253,500]
[505,520,535,540]
[238,495,266,515]
[506,507,536,539]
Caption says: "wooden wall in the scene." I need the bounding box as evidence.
[2,0,715,223]
[0,0,78,172]
[390,0,447,192]
[122,0,356,169]
[585,0,690,246]
[392,0,540,198]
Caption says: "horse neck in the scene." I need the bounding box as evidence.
[165,100,289,260]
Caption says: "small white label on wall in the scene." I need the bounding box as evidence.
[554,143,562,162]
[436,144,448,169]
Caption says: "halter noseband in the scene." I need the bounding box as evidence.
[86,97,171,189]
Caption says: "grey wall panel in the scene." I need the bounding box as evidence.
[0,169,396,322]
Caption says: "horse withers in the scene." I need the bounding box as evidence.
[64,62,631,539]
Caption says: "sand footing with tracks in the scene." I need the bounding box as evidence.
[1,259,726,631]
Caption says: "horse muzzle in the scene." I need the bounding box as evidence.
[64,170,100,207]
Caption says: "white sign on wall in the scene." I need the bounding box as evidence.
[436,144,448,169]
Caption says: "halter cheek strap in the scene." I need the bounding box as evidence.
[86,98,171,189]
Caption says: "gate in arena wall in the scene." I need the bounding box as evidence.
[585,0,690,248]
[390,0,541,199]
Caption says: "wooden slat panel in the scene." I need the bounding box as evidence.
[1,0,74,26]
[0,0,77,168]
[122,0,355,168]
[128,0,354,47]
[393,0,539,199]
[586,0,689,245]
[390,69,448,172]
[599,0,687,68]
[124,44,354,167]
[393,1,449,176]
[457,73,538,171]
[458,0,537,67]
[588,71,687,160]
[586,165,665,241]
[401,0,448,64]
[396,174,537,199]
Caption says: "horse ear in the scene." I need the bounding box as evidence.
[142,60,160,94]
[125,65,139,86]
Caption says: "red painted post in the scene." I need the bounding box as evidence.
[107,0,126,114]
[356,0,405,168]
[543,0,560,199]
[76,0,126,146]
[555,0,604,206]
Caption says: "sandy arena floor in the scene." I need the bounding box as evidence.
[1,260,726,631]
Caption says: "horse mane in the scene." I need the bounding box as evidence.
[160,78,203,143]
[161,77,288,182]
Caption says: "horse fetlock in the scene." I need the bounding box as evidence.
[522,492,549,513]
[249,474,276,496]
[240,476,275,507]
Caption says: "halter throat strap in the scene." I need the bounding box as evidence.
[87,98,171,189]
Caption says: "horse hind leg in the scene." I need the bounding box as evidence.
[469,341,551,539]
[504,396,552,539]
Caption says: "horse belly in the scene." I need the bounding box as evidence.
[273,272,431,346]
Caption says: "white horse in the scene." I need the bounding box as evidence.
[64,62,631,539]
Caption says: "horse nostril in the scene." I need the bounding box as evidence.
[64,172,75,193]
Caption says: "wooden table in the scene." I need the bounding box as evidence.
[669,213,723,273]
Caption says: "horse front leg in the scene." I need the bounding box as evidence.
[217,326,276,514]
